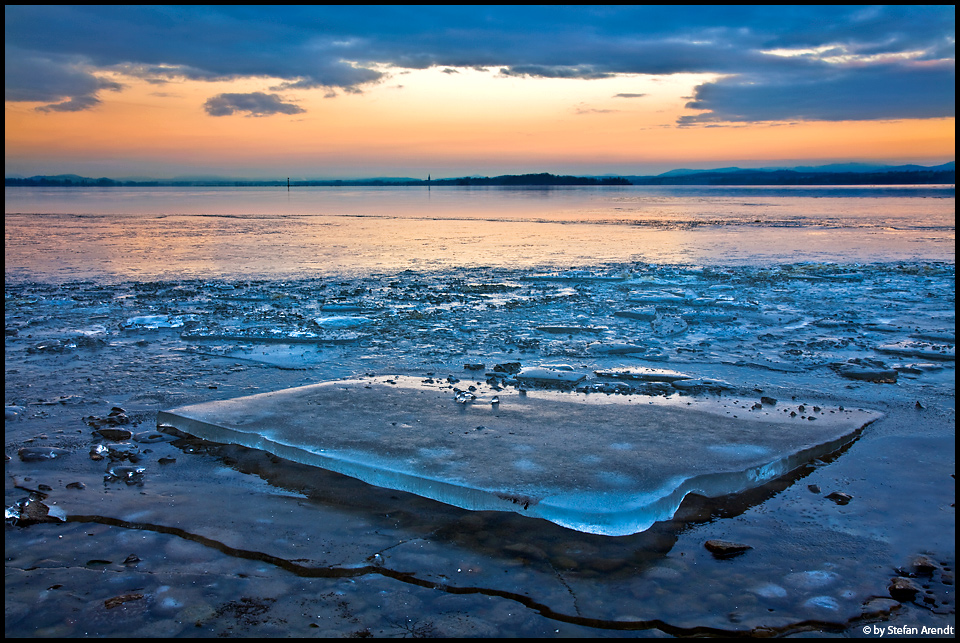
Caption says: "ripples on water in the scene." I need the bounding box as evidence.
[4,185,955,282]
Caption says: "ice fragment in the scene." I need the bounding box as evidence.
[159,376,882,536]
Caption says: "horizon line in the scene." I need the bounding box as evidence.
[5,160,956,184]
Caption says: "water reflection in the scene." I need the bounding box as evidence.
[5,185,954,283]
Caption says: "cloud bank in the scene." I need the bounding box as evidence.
[204,92,305,117]
[5,5,955,122]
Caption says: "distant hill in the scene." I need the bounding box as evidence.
[655,166,747,177]
[652,162,954,178]
[5,163,954,187]
[625,163,954,186]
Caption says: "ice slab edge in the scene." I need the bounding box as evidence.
[158,377,882,536]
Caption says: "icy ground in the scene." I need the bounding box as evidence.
[5,261,955,637]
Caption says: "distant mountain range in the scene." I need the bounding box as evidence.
[624,162,954,186]
[5,162,954,187]
[652,162,954,177]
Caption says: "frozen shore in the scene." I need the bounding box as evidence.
[5,261,955,637]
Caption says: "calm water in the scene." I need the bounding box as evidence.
[5,185,954,282]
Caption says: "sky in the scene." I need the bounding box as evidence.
[4,5,955,179]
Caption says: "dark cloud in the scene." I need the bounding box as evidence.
[203,92,305,117]
[5,5,955,122]
[614,93,647,99]
[680,63,956,124]
[36,95,103,113]
[498,65,615,80]
[4,45,123,111]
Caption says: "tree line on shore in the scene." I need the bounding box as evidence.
[6,168,954,187]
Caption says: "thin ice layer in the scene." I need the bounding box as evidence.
[158,376,881,536]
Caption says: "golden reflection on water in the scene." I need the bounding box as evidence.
[4,186,954,282]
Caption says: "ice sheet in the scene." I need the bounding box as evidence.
[158,376,881,536]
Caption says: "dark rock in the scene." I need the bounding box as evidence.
[825,491,853,505]
[860,597,901,618]
[105,443,141,461]
[463,363,485,371]
[808,484,822,494]
[493,362,522,374]
[85,408,131,430]
[704,539,752,558]
[104,593,144,609]
[94,428,133,440]
[888,576,921,602]
[133,430,175,443]
[911,555,938,575]
[760,396,778,405]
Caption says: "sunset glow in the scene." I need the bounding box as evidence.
[5,6,954,179]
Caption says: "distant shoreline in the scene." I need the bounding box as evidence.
[5,167,954,188]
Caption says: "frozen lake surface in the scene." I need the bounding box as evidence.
[5,185,955,636]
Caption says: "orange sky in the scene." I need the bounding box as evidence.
[5,66,955,179]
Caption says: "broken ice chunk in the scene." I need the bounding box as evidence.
[831,360,899,383]
[121,314,197,329]
[18,447,71,461]
[681,310,740,323]
[650,314,688,336]
[536,325,603,335]
[182,326,367,344]
[627,292,687,304]
[5,498,67,524]
[313,316,372,329]
[594,368,692,383]
[515,367,587,385]
[320,303,365,313]
[588,343,647,355]
[671,378,735,392]
[528,270,625,282]
[158,376,882,536]
[613,307,657,321]
[875,341,955,361]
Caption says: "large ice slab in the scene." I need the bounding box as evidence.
[158,376,881,536]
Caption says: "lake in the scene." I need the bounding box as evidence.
[5,184,954,283]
